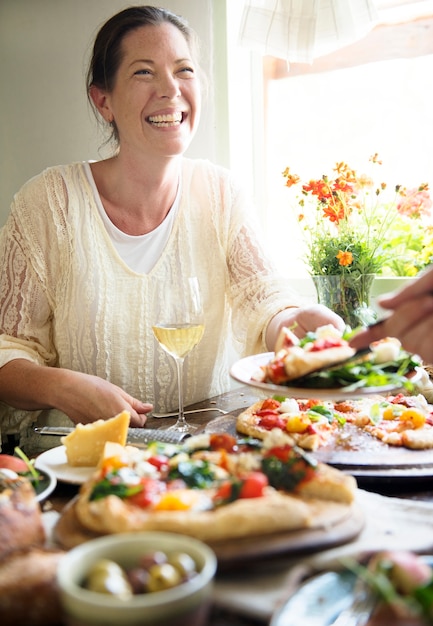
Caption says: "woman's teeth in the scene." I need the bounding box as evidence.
[148,113,182,127]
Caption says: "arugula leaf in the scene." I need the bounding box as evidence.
[168,460,216,489]
[89,475,143,501]
[307,405,335,423]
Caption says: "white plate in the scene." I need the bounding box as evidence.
[35,446,95,485]
[34,465,57,502]
[270,555,433,625]
[230,352,421,399]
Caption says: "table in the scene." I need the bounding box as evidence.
[38,385,433,625]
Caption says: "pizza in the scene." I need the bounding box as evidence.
[72,432,357,543]
[236,392,433,452]
[254,325,420,390]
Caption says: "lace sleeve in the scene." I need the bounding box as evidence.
[226,183,303,355]
[0,180,59,369]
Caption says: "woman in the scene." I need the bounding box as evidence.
[0,6,342,451]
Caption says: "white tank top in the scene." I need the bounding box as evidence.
[84,161,180,274]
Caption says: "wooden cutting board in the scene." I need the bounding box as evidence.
[53,497,364,569]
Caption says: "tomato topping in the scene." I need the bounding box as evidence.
[298,399,321,411]
[257,408,279,416]
[265,445,292,463]
[209,433,238,452]
[213,481,233,503]
[258,414,287,431]
[127,478,166,508]
[267,360,287,384]
[310,337,345,352]
[261,398,281,411]
[147,455,169,471]
[239,472,268,498]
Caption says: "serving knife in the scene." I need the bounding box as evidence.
[34,426,192,445]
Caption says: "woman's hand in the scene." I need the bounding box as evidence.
[54,370,153,427]
[266,304,345,351]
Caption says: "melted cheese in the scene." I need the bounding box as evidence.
[61,411,130,467]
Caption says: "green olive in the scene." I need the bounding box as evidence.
[147,563,182,592]
[84,559,133,599]
[167,552,198,579]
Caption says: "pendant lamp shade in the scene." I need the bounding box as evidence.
[238,0,379,63]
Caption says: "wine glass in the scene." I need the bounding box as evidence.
[152,277,205,433]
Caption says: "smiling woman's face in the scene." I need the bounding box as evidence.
[92,22,202,160]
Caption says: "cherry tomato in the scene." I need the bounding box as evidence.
[239,472,268,498]
[147,455,170,471]
[310,338,345,352]
[261,398,281,411]
[213,481,233,503]
[127,478,166,508]
[268,360,287,384]
[298,399,321,411]
[209,433,237,452]
[258,414,287,431]
[264,445,293,462]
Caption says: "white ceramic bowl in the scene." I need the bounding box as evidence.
[57,531,217,626]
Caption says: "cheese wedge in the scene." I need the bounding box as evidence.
[61,411,130,467]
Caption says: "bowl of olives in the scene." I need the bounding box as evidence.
[57,531,217,626]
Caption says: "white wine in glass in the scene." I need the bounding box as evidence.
[152,277,204,433]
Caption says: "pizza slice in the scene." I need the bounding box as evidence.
[255,325,420,391]
[73,432,357,543]
[256,324,356,385]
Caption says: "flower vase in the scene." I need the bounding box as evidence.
[312,274,377,329]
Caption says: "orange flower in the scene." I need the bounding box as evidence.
[337,250,353,267]
[322,202,347,224]
[282,154,433,278]
[303,179,332,200]
[282,168,300,188]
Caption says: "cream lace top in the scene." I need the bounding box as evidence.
[0,158,301,445]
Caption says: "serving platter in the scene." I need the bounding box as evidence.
[204,413,433,482]
[230,352,421,399]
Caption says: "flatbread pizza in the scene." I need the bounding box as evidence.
[236,392,433,452]
[72,432,357,543]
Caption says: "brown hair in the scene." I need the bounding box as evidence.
[86,5,201,142]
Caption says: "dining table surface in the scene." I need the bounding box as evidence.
[34,384,433,626]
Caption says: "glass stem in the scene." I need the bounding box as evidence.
[174,356,187,428]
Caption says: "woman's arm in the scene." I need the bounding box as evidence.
[0,360,152,426]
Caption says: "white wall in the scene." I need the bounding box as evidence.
[0,0,228,225]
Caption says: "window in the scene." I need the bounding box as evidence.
[226,2,433,279]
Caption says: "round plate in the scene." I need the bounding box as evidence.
[270,569,356,626]
[34,465,57,502]
[270,556,433,626]
[230,352,421,399]
[35,446,95,485]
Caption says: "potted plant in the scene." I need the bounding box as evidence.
[283,154,432,328]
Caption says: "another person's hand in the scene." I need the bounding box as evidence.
[55,370,152,427]
[350,267,433,363]
[266,304,345,351]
